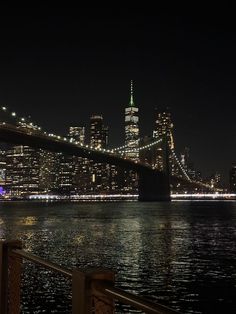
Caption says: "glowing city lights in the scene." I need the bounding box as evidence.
[0,103,219,197]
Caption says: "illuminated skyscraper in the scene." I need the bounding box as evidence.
[68,126,90,194]
[0,150,6,194]
[153,107,174,151]
[57,126,86,195]
[57,153,73,194]
[68,126,85,144]
[230,164,236,192]
[5,146,40,196]
[90,115,108,149]
[123,81,139,193]
[89,115,109,193]
[39,150,60,193]
[153,107,176,174]
[124,80,139,161]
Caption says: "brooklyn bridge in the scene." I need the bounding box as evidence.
[0,105,214,201]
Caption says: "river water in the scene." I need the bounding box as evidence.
[0,200,236,313]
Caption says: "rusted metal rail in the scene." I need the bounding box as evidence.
[96,282,179,314]
[0,240,181,313]
[13,248,72,278]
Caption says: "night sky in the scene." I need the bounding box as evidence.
[0,11,235,183]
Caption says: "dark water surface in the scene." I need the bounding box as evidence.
[0,200,236,313]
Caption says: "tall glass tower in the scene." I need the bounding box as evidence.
[124,80,139,161]
[153,107,176,174]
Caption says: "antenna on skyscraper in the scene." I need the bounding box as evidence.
[130,80,134,106]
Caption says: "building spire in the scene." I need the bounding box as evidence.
[130,80,134,106]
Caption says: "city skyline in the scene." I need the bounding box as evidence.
[0,86,229,184]
[0,12,235,180]
[0,103,225,194]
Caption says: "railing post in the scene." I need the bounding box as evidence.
[0,241,9,314]
[8,241,22,314]
[72,269,115,314]
[0,240,22,314]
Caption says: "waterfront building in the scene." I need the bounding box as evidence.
[5,145,40,196]
[108,164,121,193]
[57,126,88,195]
[57,153,74,195]
[72,157,92,194]
[4,122,45,197]
[39,150,60,193]
[229,164,236,192]
[68,126,91,194]
[0,149,6,194]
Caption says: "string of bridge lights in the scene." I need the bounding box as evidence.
[171,150,191,182]
[0,105,122,155]
[111,139,140,152]
[0,105,205,185]
[0,105,165,156]
[171,150,219,191]
[0,105,42,131]
[115,138,163,154]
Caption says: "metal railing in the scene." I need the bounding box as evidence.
[0,240,181,314]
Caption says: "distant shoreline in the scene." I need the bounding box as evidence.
[0,194,236,202]
[0,194,139,202]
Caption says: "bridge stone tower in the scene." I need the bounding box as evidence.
[138,134,171,201]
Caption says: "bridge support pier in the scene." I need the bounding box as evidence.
[138,169,170,202]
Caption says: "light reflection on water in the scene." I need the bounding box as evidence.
[0,201,236,313]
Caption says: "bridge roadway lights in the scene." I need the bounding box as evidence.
[138,168,171,202]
